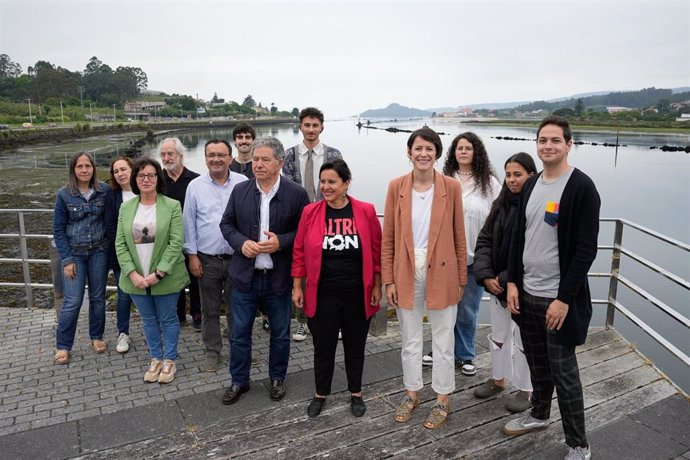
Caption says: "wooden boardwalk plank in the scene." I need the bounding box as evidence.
[72,328,686,460]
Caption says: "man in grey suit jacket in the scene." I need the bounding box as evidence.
[282,107,342,341]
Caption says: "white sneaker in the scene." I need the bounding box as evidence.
[422,352,433,367]
[338,330,342,340]
[116,333,130,353]
[565,446,591,460]
[503,413,550,436]
[292,323,310,342]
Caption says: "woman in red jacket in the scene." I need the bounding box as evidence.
[292,159,382,418]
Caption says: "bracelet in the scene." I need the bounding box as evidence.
[155,271,164,280]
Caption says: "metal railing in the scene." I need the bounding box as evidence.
[1,209,689,366]
[591,218,689,367]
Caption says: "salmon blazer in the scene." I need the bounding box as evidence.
[115,194,190,296]
[381,171,468,309]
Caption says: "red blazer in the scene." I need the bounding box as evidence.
[292,196,382,319]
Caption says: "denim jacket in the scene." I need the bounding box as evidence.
[53,182,110,267]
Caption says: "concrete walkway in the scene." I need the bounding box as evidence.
[0,306,688,459]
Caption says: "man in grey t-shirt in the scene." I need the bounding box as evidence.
[503,116,600,460]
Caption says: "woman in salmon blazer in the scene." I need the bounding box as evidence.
[382,127,467,429]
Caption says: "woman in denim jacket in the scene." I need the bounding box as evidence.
[53,152,110,365]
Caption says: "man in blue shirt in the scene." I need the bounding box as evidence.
[183,139,248,372]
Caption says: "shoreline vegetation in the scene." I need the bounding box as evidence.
[461,118,690,135]
[0,117,296,153]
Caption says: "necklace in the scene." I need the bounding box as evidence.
[413,188,433,200]
[458,170,473,176]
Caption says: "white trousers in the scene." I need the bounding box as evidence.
[489,295,532,392]
[397,249,457,395]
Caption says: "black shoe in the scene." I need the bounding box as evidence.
[307,396,326,417]
[222,384,250,405]
[270,379,286,401]
[192,316,202,332]
[350,396,366,417]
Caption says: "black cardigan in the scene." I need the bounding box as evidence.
[474,197,519,301]
[507,168,601,346]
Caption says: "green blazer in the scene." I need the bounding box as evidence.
[115,194,190,295]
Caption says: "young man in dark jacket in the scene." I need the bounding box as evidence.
[503,116,600,460]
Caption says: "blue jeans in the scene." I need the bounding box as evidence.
[56,247,108,351]
[454,264,485,362]
[113,268,132,335]
[230,271,291,387]
[130,292,180,360]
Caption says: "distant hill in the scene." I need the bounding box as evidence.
[423,87,690,113]
[513,87,690,112]
[360,103,432,118]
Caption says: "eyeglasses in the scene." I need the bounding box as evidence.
[205,153,230,159]
[136,173,157,181]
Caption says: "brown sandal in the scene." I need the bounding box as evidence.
[394,395,420,423]
[54,350,70,365]
[91,340,107,354]
[423,401,451,429]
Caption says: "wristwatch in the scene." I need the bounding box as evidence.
[155,270,165,280]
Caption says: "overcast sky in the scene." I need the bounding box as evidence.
[1,0,688,117]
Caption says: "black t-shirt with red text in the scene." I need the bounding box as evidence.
[318,203,363,293]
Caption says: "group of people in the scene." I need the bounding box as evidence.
[51,111,599,460]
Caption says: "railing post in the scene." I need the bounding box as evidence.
[369,285,388,336]
[606,220,623,328]
[18,211,33,309]
[49,238,64,320]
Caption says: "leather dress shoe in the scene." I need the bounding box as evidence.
[351,395,366,417]
[222,384,250,405]
[270,379,286,401]
[307,397,326,417]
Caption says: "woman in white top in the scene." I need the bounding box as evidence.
[426,132,500,376]
[115,157,189,384]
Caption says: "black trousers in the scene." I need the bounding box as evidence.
[307,288,371,396]
[177,253,201,322]
[521,291,588,448]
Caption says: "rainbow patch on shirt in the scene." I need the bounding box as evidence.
[544,201,559,227]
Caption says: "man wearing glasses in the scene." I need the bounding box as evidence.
[183,139,248,372]
[159,137,202,330]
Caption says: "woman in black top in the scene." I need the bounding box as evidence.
[473,152,537,412]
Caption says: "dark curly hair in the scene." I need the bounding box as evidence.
[442,131,497,197]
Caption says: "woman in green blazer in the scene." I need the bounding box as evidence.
[116,157,190,384]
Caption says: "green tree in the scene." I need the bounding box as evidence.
[0,54,22,78]
[553,108,575,117]
[657,98,671,115]
[242,94,256,107]
[575,98,585,117]
[291,107,299,117]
